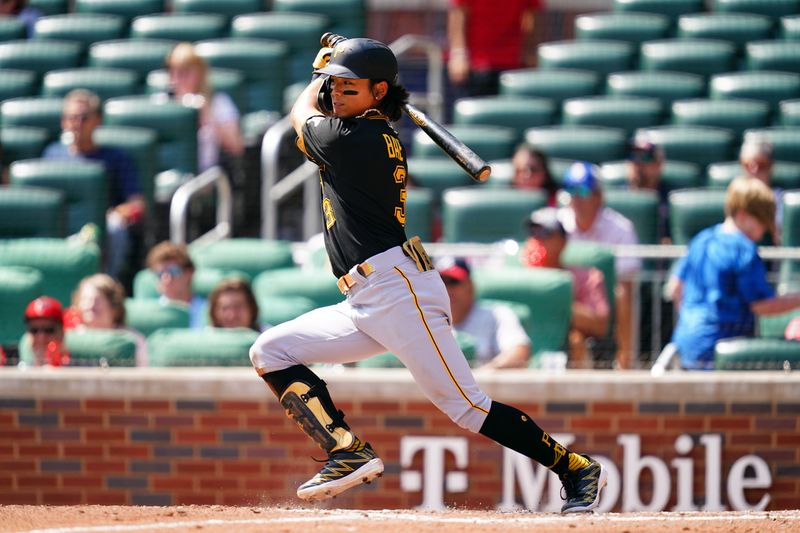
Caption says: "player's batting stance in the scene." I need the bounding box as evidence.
[249,36,607,511]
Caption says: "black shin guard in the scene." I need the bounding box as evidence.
[261,365,356,453]
[479,400,570,475]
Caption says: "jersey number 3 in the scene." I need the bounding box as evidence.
[384,134,407,226]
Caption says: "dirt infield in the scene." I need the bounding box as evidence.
[2,506,799,533]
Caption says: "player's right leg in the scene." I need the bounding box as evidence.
[249,304,385,502]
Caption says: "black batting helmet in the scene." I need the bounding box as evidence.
[315,38,398,83]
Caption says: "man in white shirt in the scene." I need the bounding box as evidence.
[557,162,641,369]
[437,257,531,369]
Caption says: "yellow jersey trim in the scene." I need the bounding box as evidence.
[393,267,489,415]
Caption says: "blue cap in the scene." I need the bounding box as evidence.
[563,161,602,198]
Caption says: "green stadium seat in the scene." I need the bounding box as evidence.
[103,96,198,174]
[575,12,670,45]
[195,38,289,114]
[499,68,600,108]
[706,160,800,189]
[780,99,800,125]
[713,0,800,17]
[671,98,770,135]
[130,13,228,42]
[0,238,100,306]
[453,96,555,142]
[759,308,800,337]
[745,40,800,71]
[473,266,572,359]
[172,0,264,21]
[93,125,158,214]
[88,39,178,83]
[189,238,295,281]
[0,17,26,41]
[709,71,800,114]
[640,39,737,77]
[600,159,703,191]
[18,328,139,366]
[561,96,664,136]
[0,126,49,167]
[524,125,628,163]
[538,40,635,76]
[258,295,317,327]
[715,337,800,370]
[0,185,66,238]
[637,125,735,166]
[74,0,165,25]
[412,125,516,162]
[668,188,727,244]
[42,68,140,101]
[676,13,773,53]
[780,15,800,39]
[33,14,126,55]
[146,68,247,116]
[231,12,329,85]
[779,190,800,293]
[605,71,706,108]
[0,69,37,102]
[408,157,476,199]
[441,187,546,243]
[604,188,660,244]
[133,267,249,300]
[613,0,704,18]
[0,96,63,142]
[123,298,190,337]
[0,40,81,83]
[28,0,68,15]
[744,126,800,163]
[253,267,342,309]
[0,266,42,346]
[405,187,434,242]
[9,159,107,236]
[272,0,366,38]
[481,158,514,188]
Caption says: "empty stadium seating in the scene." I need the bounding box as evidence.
[0,40,82,82]
[605,71,706,107]
[613,0,705,18]
[779,190,800,293]
[575,12,670,44]
[538,40,635,76]
[258,295,317,328]
[744,127,800,163]
[74,0,164,24]
[524,125,628,163]
[780,14,800,39]
[670,98,771,135]
[405,188,434,242]
[715,337,800,370]
[0,16,26,41]
[745,40,800,71]
[148,327,259,367]
[713,0,800,18]
[640,39,737,77]
[676,12,773,53]
[499,68,600,107]
[441,188,546,243]
[0,126,50,167]
[408,157,477,199]
[124,298,190,337]
[130,13,228,42]
[0,186,66,238]
[636,125,736,166]
[253,268,342,309]
[604,188,661,244]
[453,96,555,141]
[188,238,295,280]
[412,125,516,162]
[42,67,140,101]
[706,160,800,189]
[33,13,126,54]
[0,69,37,101]
[668,188,727,244]
[561,95,664,135]
[709,71,800,114]
[0,96,63,141]
[271,0,366,38]
[172,0,264,21]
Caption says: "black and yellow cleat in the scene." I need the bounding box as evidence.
[296,442,384,502]
[559,455,608,513]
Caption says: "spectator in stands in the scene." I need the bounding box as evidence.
[739,133,782,241]
[208,278,264,331]
[521,207,610,369]
[22,296,68,367]
[146,240,206,329]
[165,42,245,173]
[69,274,148,366]
[447,0,541,97]
[437,256,531,369]
[557,162,641,369]
[662,177,800,371]
[43,89,144,283]
[511,143,558,206]
[626,134,671,243]
[0,0,42,38]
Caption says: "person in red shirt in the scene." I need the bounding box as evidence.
[447,0,541,96]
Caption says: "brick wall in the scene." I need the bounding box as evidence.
[0,368,798,510]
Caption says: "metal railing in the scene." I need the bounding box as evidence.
[169,165,232,245]
[260,35,445,241]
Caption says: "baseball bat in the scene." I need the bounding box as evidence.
[320,32,491,183]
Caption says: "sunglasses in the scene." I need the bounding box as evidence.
[566,185,595,198]
[28,326,57,335]
[63,112,94,123]
[155,265,185,278]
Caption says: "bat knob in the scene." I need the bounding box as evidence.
[477,166,492,182]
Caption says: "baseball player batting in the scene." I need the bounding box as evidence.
[248,36,607,511]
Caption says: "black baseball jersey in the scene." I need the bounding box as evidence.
[300,110,408,278]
